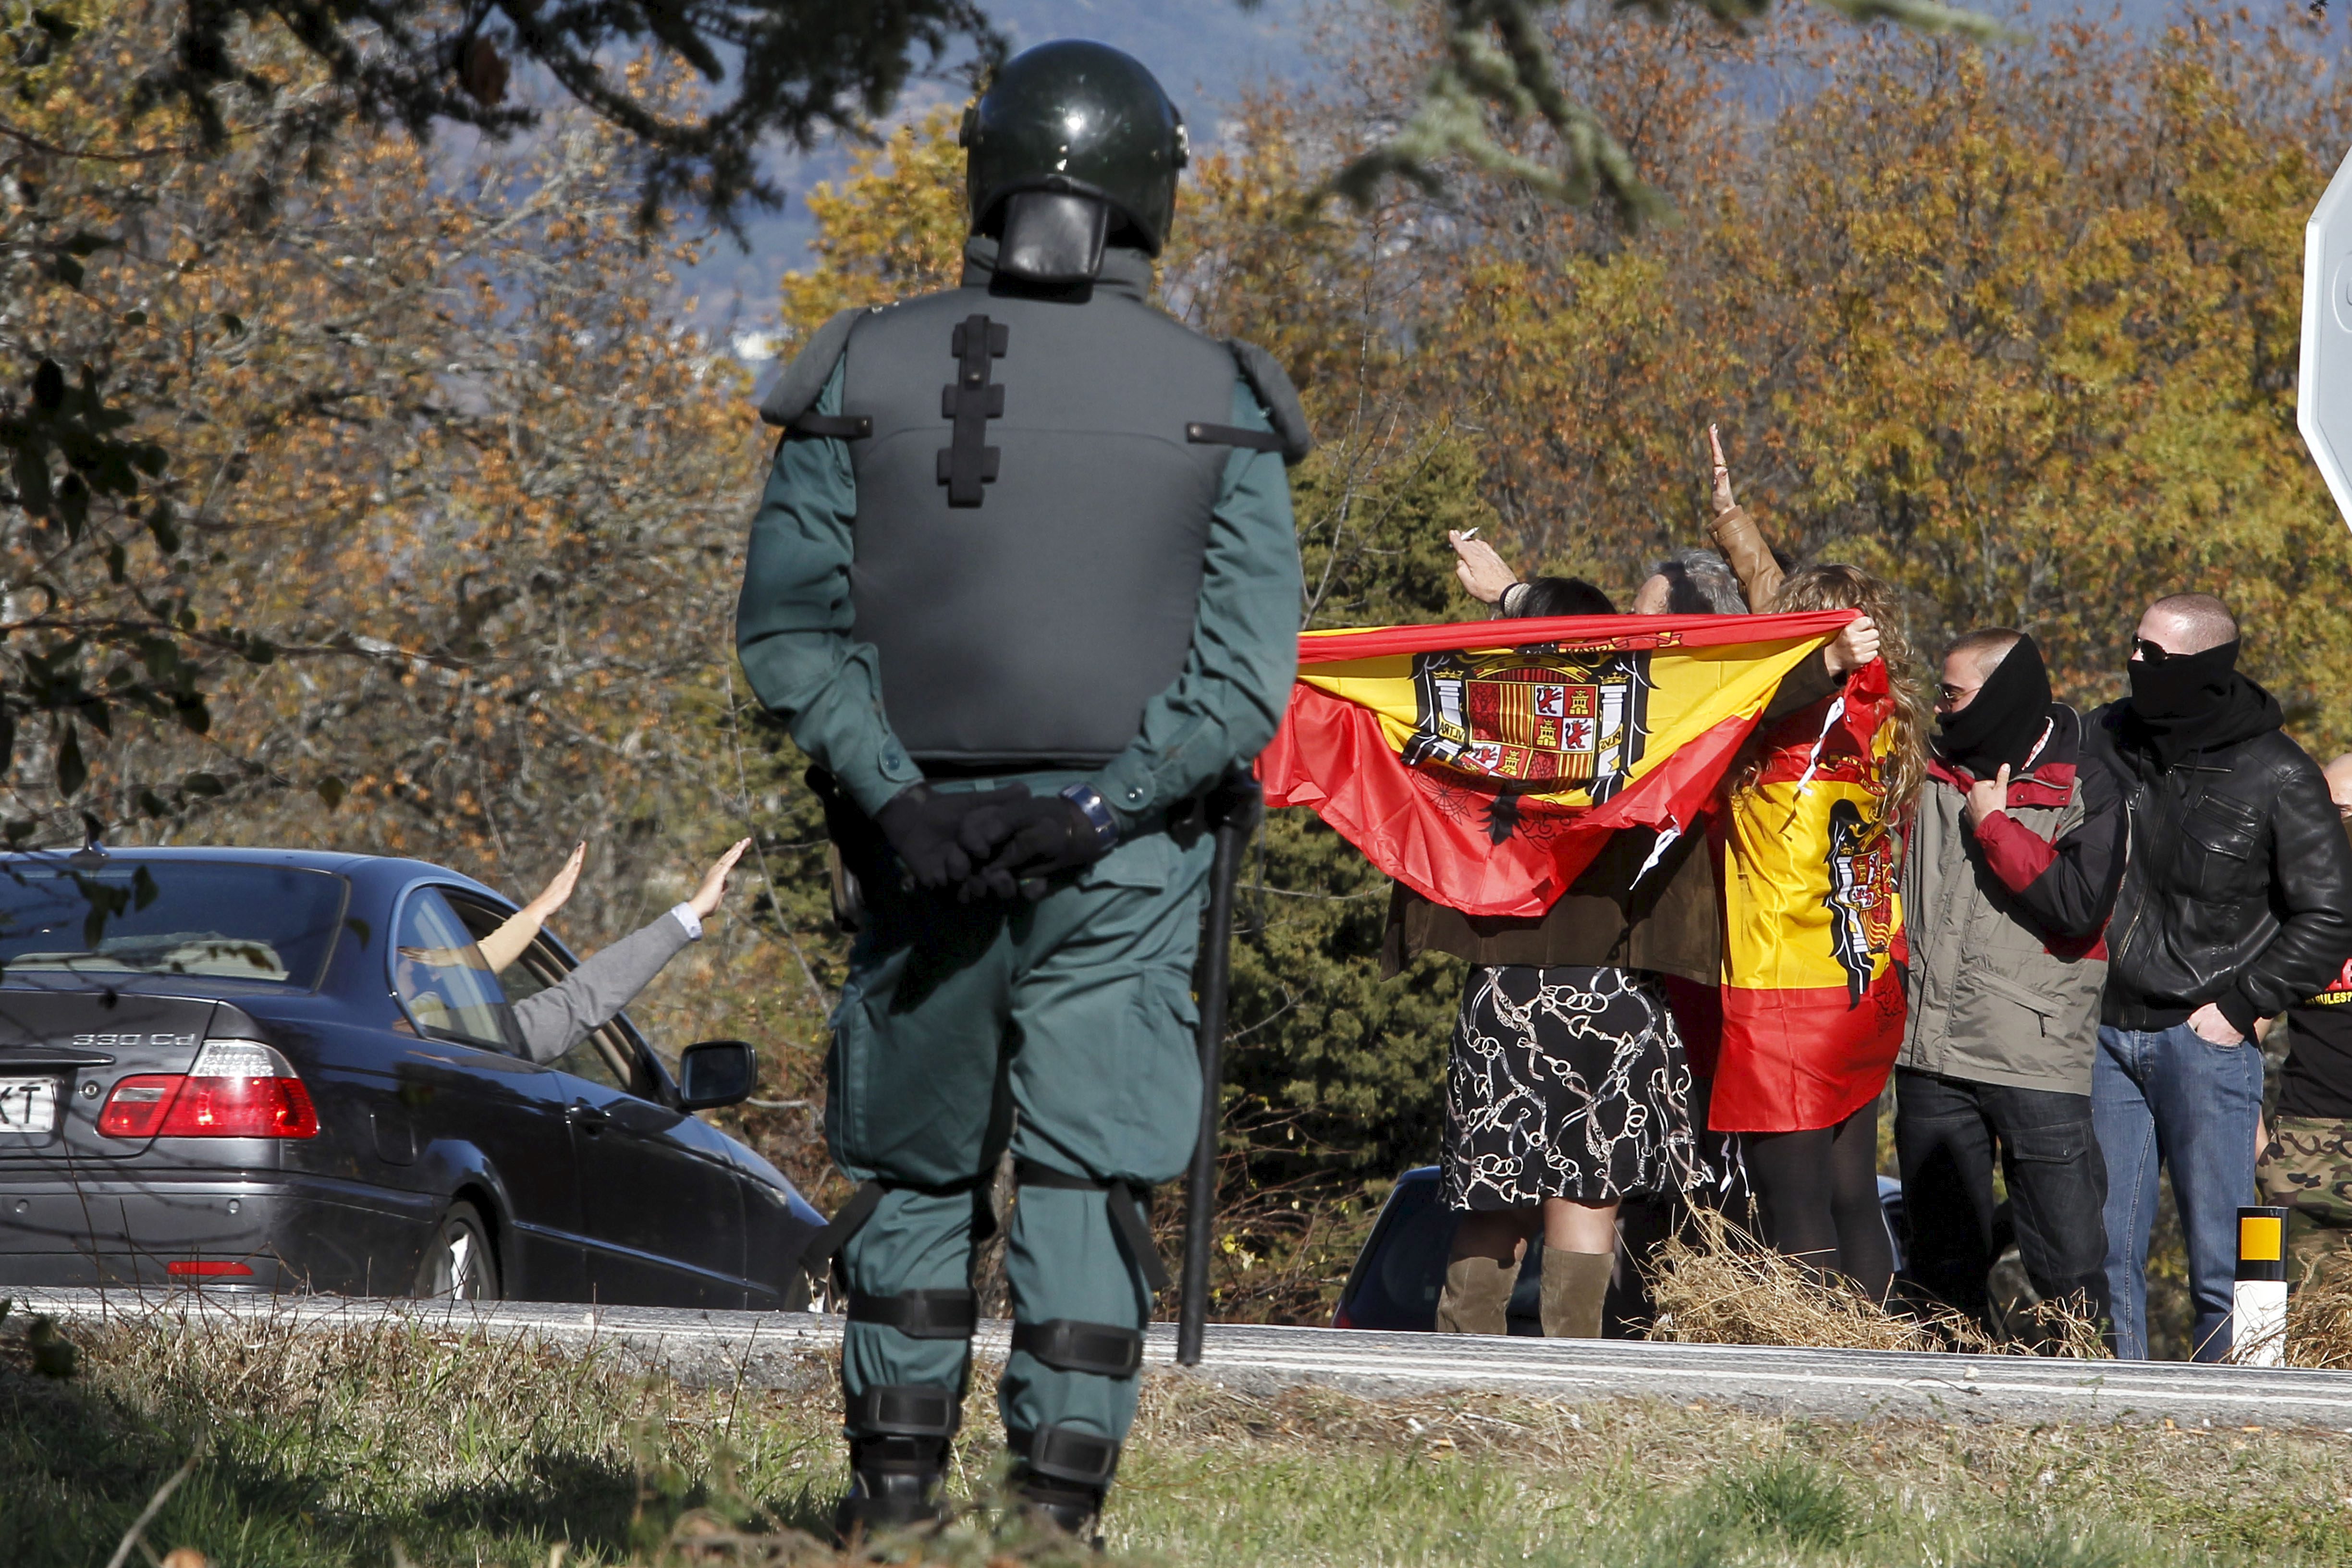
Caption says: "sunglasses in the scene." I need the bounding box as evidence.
[2131,637,2176,664]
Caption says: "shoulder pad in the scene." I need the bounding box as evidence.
[1226,339,1313,467]
[757,307,869,429]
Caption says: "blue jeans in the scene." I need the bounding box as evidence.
[2093,1022,2263,1360]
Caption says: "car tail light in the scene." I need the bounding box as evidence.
[98,1041,319,1139]
[97,1076,180,1138]
[166,1260,254,1277]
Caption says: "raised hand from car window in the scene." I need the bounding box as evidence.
[480,841,586,973]
[687,838,751,921]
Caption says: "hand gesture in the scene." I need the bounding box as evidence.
[524,841,587,921]
[1449,530,1519,607]
[1825,615,1881,675]
[687,838,752,920]
[1708,424,1737,517]
[1962,764,2010,829]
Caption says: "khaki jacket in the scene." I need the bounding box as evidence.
[1897,706,2126,1094]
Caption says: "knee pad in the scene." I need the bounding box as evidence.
[1011,1317,1145,1378]
[849,1287,980,1340]
[845,1382,963,1440]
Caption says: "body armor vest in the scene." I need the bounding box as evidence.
[827,255,1249,769]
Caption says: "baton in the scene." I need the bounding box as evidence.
[1178,770,1262,1367]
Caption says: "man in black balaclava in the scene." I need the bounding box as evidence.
[2090,594,2352,1361]
[1894,629,2128,1346]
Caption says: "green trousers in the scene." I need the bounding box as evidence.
[826,820,1213,1447]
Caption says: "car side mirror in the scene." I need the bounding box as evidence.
[677,1039,756,1111]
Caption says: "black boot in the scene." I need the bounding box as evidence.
[834,1384,961,1543]
[836,1434,950,1540]
[1008,1423,1121,1544]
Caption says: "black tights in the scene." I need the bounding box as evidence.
[1742,1099,1894,1303]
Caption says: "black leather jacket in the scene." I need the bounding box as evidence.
[2092,705,2352,1034]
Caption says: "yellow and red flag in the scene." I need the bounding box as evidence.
[1709,660,1907,1133]
[1257,610,1854,918]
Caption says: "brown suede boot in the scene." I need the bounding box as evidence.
[1435,1254,1518,1334]
[1539,1249,1615,1338]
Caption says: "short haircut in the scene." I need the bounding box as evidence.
[2144,592,2238,653]
[1946,626,2024,679]
[1511,575,1615,619]
[1647,547,1747,615]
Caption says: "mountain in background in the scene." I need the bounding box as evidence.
[685,0,1313,350]
[685,0,2303,357]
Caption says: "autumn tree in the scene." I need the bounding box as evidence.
[2,0,999,832]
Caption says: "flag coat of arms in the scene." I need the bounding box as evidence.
[1258,610,1855,919]
[1708,659,1909,1134]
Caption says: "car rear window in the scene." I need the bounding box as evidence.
[0,859,348,989]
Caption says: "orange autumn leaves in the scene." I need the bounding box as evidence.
[8,1,766,950]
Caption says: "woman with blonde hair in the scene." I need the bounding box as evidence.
[1704,429,1928,1301]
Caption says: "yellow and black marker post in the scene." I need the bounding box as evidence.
[2235,1204,2290,1367]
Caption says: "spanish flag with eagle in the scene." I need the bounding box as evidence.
[1257,609,1907,1132]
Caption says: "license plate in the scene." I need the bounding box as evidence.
[0,1078,60,1134]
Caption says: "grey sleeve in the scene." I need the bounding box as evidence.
[512,913,694,1065]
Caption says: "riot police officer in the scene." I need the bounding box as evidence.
[735,40,1308,1539]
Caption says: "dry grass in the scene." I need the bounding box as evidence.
[2283,1264,2352,1370]
[21,1300,2352,1566]
[1647,1208,2110,1359]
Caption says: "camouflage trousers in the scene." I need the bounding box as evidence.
[2256,1115,2352,1286]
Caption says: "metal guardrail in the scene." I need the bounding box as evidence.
[14,1286,2352,1429]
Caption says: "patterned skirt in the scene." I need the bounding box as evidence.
[1441,964,1703,1210]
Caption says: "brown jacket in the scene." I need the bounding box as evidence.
[1708,504,1783,611]
[1383,652,1840,981]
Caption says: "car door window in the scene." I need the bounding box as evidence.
[551,1026,634,1093]
[392,889,514,1050]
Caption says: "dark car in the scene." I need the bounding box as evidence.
[0,846,822,1307]
[1331,1165,1908,1334]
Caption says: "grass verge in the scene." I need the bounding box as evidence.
[8,1303,2352,1567]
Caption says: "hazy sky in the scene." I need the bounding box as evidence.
[685,0,2325,354]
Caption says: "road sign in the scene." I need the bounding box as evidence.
[2301,142,2352,532]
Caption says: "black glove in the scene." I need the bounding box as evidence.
[956,793,1105,902]
[873,783,1029,892]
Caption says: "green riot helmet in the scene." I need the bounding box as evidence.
[961,39,1189,273]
